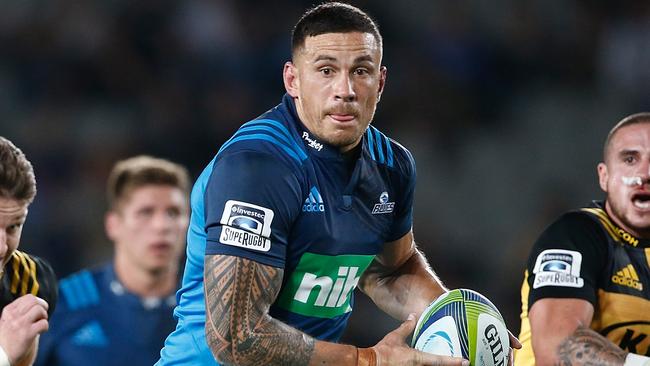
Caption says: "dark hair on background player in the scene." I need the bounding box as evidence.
[0,136,36,204]
[291,2,382,55]
[603,112,650,161]
[107,155,190,210]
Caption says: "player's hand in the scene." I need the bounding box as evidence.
[372,313,469,366]
[506,329,521,366]
[0,294,49,365]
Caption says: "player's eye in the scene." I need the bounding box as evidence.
[353,68,369,76]
[166,208,180,219]
[137,207,154,217]
[623,155,637,164]
[319,67,333,76]
[7,223,22,235]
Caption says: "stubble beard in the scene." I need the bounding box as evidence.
[607,197,650,238]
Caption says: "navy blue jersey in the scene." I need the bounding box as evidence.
[157,94,415,365]
[35,264,177,366]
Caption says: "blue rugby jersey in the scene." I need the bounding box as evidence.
[157,94,416,365]
[35,264,177,366]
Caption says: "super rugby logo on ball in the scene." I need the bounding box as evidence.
[411,289,510,366]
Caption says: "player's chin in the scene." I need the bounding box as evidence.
[327,128,364,147]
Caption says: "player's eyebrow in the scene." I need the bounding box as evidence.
[353,55,374,63]
[313,54,376,64]
[618,149,639,156]
[12,212,27,222]
[314,55,337,63]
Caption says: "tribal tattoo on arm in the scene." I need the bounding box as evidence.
[556,326,626,366]
[204,254,315,366]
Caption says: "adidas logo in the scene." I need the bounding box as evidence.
[303,186,325,212]
[611,264,643,291]
[71,320,108,347]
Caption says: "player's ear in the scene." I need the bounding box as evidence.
[377,66,387,103]
[284,61,299,98]
[105,211,120,241]
[597,162,608,192]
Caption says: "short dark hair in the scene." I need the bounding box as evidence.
[107,155,190,210]
[0,136,36,204]
[292,2,382,56]
[603,112,650,161]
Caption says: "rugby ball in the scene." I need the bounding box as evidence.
[411,289,510,366]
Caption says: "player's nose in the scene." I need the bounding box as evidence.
[333,73,356,102]
[0,229,7,258]
[636,158,650,181]
[152,211,174,232]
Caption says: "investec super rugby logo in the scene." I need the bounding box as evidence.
[275,253,375,318]
[532,249,584,289]
[372,191,395,214]
[219,200,274,252]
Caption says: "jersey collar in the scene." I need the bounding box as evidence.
[590,200,650,248]
[105,263,177,308]
[281,93,373,161]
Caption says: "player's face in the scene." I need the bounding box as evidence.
[284,32,386,152]
[598,123,650,237]
[108,185,188,273]
[0,197,28,271]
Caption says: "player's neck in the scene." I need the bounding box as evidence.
[114,257,178,298]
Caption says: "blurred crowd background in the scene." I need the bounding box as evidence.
[2,0,649,347]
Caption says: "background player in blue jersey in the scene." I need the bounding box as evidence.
[0,137,58,366]
[35,156,190,366]
[158,3,519,366]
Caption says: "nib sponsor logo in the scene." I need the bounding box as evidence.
[303,186,325,212]
[293,266,360,309]
[612,264,643,291]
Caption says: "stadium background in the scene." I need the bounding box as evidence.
[2,0,648,347]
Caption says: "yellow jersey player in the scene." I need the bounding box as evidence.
[0,136,58,366]
[518,113,650,366]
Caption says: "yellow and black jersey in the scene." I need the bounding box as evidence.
[517,201,650,365]
[1,250,58,317]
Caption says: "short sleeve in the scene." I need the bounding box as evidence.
[204,150,303,268]
[387,146,416,242]
[526,212,608,307]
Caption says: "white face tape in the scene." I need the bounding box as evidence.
[622,176,643,186]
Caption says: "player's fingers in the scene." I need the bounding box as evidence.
[23,302,48,324]
[30,318,49,335]
[507,347,514,366]
[392,313,417,340]
[508,330,521,349]
[418,352,468,366]
[5,294,48,315]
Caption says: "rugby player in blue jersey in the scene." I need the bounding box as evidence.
[36,156,190,366]
[0,137,58,366]
[158,3,519,366]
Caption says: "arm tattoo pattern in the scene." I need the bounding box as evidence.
[556,326,626,366]
[205,255,315,366]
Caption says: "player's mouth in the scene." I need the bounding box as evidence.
[149,241,173,254]
[328,114,356,123]
[631,192,650,210]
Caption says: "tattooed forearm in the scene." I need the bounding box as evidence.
[204,255,315,366]
[556,326,626,366]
